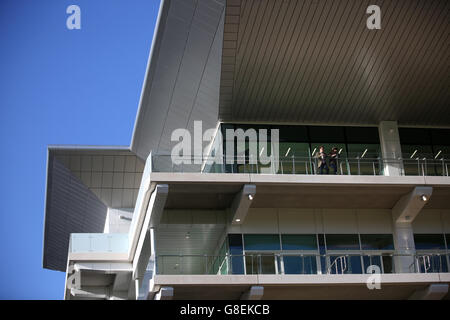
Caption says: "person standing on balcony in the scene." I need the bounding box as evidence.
[316,146,329,174]
[329,147,339,174]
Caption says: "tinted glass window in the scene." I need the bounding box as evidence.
[326,234,360,250]
[414,234,446,250]
[345,127,379,144]
[360,234,394,250]
[399,128,432,145]
[281,235,317,250]
[430,129,450,146]
[308,126,345,143]
[276,125,308,142]
[228,234,244,274]
[244,234,281,251]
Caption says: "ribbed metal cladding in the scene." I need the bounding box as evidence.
[220,0,450,126]
[43,157,108,271]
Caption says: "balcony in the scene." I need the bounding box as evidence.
[151,154,450,177]
[155,252,450,276]
[69,233,129,260]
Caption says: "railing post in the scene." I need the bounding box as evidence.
[292,155,295,174]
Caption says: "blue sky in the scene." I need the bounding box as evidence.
[0,0,159,299]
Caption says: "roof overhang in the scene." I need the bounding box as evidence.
[219,0,450,126]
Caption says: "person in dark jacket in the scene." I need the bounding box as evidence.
[316,146,329,174]
[329,147,339,174]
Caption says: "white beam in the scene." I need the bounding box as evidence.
[154,286,174,300]
[392,186,432,223]
[241,286,264,300]
[71,287,109,299]
[132,184,168,280]
[231,184,256,225]
[409,284,448,300]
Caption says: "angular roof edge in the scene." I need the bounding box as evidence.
[130,0,169,159]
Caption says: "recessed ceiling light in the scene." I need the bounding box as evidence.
[235,219,241,222]
[248,194,253,201]
[420,194,428,202]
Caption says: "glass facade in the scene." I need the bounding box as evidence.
[413,233,449,273]
[414,234,446,250]
[160,233,449,276]
[244,234,281,251]
[223,233,396,275]
[219,124,381,175]
[399,128,450,176]
[360,234,395,250]
[228,234,244,275]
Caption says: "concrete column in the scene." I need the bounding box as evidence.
[391,187,432,273]
[392,221,416,273]
[378,121,404,176]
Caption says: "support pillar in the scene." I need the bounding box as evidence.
[391,186,433,273]
[378,121,404,176]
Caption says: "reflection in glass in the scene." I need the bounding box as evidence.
[283,255,317,274]
[244,234,281,251]
[228,234,244,274]
[360,234,394,250]
[281,234,317,250]
[414,234,446,250]
[325,234,360,250]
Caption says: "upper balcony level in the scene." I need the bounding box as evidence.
[151,124,450,178]
[151,154,450,177]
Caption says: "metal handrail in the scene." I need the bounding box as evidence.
[155,252,449,275]
[151,153,450,177]
[327,255,347,274]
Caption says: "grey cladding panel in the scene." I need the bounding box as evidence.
[43,157,108,271]
[132,0,225,159]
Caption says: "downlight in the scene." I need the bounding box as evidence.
[420,194,429,202]
[248,194,254,201]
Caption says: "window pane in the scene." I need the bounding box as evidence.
[414,234,446,250]
[401,144,434,159]
[228,234,244,274]
[245,254,277,274]
[382,256,393,273]
[399,128,432,145]
[430,129,450,146]
[281,234,317,250]
[276,125,309,142]
[363,255,382,273]
[244,234,280,251]
[347,256,363,274]
[279,142,312,174]
[260,255,276,274]
[283,256,317,274]
[360,234,394,250]
[325,234,360,250]
[346,143,380,159]
[308,126,345,143]
[345,127,379,144]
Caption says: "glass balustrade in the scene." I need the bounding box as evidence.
[155,252,450,275]
[150,153,450,176]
